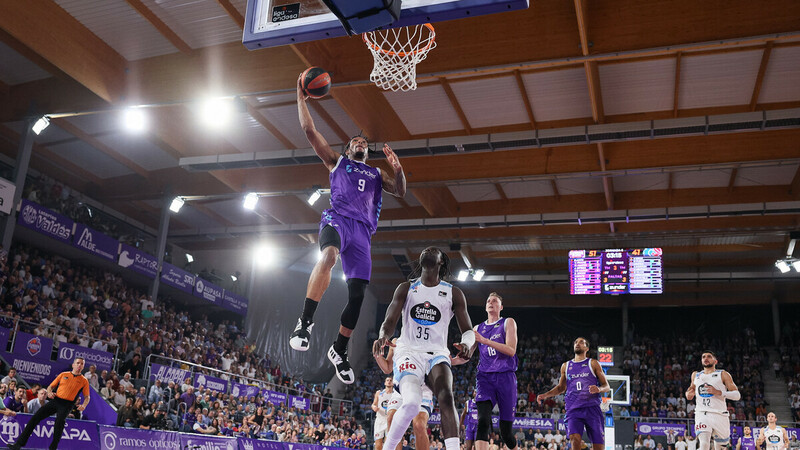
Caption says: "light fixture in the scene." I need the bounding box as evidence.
[243,192,259,210]
[457,270,469,281]
[253,243,275,267]
[123,107,147,133]
[169,197,185,213]
[186,253,194,263]
[231,274,238,282]
[776,260,790,273]
[307,189,322,206]
[472,269,485,281]
[199,97,233,130]
[32,116,50,135]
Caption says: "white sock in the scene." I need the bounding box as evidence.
[445,437,460,450]
[383,376,423,450]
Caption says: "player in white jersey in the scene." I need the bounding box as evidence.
[373,247,474,450]
[757,412,789,450]
[685,351,741,450]
[373,377,395,450]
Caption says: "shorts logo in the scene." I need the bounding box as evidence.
[411,302,441,326]
[26,337,42,357]
[398,361,417,372]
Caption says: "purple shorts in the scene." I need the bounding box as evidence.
[475,371,517,421]
[465,426,477,441]
[565,405,604,444]
[320,209,372,281]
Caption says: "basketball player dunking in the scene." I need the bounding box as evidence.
[757,412,789,450]
[735,426,756,450]
[472,292,519,450]
[685,351,741,450]
[291,74,406,384]
[537,337,610,450]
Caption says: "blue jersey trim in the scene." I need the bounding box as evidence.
[440,281,452,288]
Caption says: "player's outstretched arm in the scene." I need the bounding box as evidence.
[372,391,380,412]
[720,371,740,400]
[685,372,697,400]
[452,287,475,360]
[379,144,406,198]
[757,429,767,446]
[373,282,409,357]
[537,362,567,404]
[474,318,518,357]
[589,359,612,394]
[297,75,338,171]
[375,341,395,374]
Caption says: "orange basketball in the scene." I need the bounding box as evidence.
[301,67,331,99]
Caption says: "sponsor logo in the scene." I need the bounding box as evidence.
[21,205,37,225]
[196,280,205,292]
[768,436,781,444]
[698,383,713,398]
[119,250,135,268]
[566,371,591,381]
[103,431,118,449]
[0,419,92,444]
[243,441,255,450]
[59,346,112,367]
[26,337,42,357]
[345,164,377,179]
[411,301,441,326]
[398,361,417,372]
[639,425,652,433]
[438,291,446,297]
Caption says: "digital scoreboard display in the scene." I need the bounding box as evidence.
[569,248,663,295]
[597,346,614,367]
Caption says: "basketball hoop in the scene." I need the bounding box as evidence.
[363,23,436,92]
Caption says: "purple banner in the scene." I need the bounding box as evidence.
[149,363,192,385]
[0,414,99,449]
[0,327,9,353]
[636,422,687,436]
[194,278,224,305]
[239,438,285,450]
[118,244,158,279]
[180,433,236,450]
[82,386,117,426]
[222,290,249,316]
[72,223,119,262]
[263,389,287,405]
[3,352,60,385]
[290,395,310,410]
[231,382,261,399]
[98,425,180,450]
[57,342,114,373]
[429,412,553,430]
[194,373,227,393]
[12,331,54,360]
[18,199,73,243]
[160,262,195,294]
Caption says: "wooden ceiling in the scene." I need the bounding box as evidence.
[1,0,800,304]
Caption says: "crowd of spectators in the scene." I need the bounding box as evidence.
[778,320,800,423]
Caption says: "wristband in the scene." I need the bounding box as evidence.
[460,330,476,348]
[723,390,741,401]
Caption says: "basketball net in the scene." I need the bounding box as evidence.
[363,23,436,92]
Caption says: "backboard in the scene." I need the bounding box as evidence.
[603,375,630,406]
[243,0,530,49]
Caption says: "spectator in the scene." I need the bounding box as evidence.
[1,368,19,385]
[644,434,656,449]
[117,398,137,428]
[140,404,168,430]
[26,389,47,415]
[149,379,164,404]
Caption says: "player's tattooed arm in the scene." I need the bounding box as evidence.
[589,359,612,394]
[298,74,338,171]
[685,372,697,400]
[537,362,568,404]
[452,287,474,359]
[373,282,409,357]
[380,144,406,198]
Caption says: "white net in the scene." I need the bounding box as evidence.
[363,24,436,92]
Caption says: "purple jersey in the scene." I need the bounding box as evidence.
[565,358,601,411]
[477,318,518,373]
[738,436,756,450]
[329,156,382,234]
[465,399,478,427]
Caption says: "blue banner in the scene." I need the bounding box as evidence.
[57,342,114,373]
[289,395,310,410]
[636,422,687,436]
[180,433,236,450]
[263,389,287,405]
[429,412,554,430]
[72,223,119,262]
[194,373,227,393]
[12,331,54,360]
[149,363,191,385]
[82,386,117,426]
[231,382,261,399]
[0,414,99,450]
[160,262,195,294]
[222,290,248,316]
[118,244,158,278]
[18,199,73,244]
[3,352,61,385]
[239,438,285,450]
[194,278,224,305]
[98,425,180,450]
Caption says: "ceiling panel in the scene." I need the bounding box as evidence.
[758,46,800,104]
[449,184,502,203]
[448,76,528,128]
[204,199,270,227]
[0,42,52,86]
[319,99,360,141]
[672,169,731,189]
[227,114,287,152]
[47,141,134,179]
[96,133,178,171]
[734,164,799,186]
[34,125,77,145]
[599,58,676,115]
[678,50,762,109]
[523,67,593,121]
[500,180,554,198]
[613,173,670,192]
[384,85,463,135]
[141,0,243,49]
[55,0,179,60]
[259,104,316,148]
[556,177,605,195]
[64,113,125,135]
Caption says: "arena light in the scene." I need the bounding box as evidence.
[122,107,147,133]
[775,260,790,273]
[32,116,50,135]
[254,243,276,267]
[199,97,233,130]
[231,274,238,282]
[185,253,194,263]
[243,192,259,210]
[307,189,322,206]
[793,260,800,272]
[169,197,185,213]
[472,269,485,281]
[457,270,469,281]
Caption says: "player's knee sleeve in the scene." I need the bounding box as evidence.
[340,278,368,330]
[697,434,712,450]
[713,439,729,450]
[499,420,516,449]
[475,401,493,442]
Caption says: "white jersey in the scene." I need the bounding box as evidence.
[396,279,454,354]
[376,389,394,418]
[694,370,728,414]
[763,426,785,450]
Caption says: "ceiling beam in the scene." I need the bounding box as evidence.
[327,85,412,142]
[551,180,560,200]
[52,118,150,178]
[439,78,472,135]
[790,166,800,199]
[673,52,682,117]
[215,0,245,29]
[494,183,508,201]
[188,202,237,228]
[308,101,350,143]
[409,186,459,217]
[0,0,127,103]
[597,142,615,233]
[125,0,192,54]
[750,41,774,111]
[513,70,537,130]
[244,101,297,149]
[0,28,65,79]
[728,168,739,192]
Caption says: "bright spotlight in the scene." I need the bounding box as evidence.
[199,97,233,130]
[243,192,259,210]
[32,116,50,135]
[776,260,790,273]
[231,274,238,282]
[253,244,275,267]
[792,261,800,272]
[307,190,321,206]
[457,270,469,282]
[186,253,194,263]
[472,269,485,281]
[123,107,147,133]
[169,197,185,213]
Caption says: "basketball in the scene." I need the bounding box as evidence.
[301,67,331,99]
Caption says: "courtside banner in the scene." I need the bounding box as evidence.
[2,352,60,384]
[231,382,261,399]
[428,412,554,430]
[98,425,180,450]
[194,373,228,393]
[17,200,73,244]
[58,342,113,372]
[239,438,285,450]
[72,223,119,262]
[0,414,99,450]
[180,433,236,450]
[12,331,54,360]
[289,395,310,410]
[150,363,191,385]
[160,262,195,294]
[194,278,224,305]
[635,422,687,436]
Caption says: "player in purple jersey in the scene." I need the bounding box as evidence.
[460,391,478,450]
[736,426,756,450]
[291,75,406,384]
[472,292,519,450]
[537,337,610,450]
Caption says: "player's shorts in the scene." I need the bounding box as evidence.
[465,425,477,441]
[388,385,435,415]
[694,411,730,442]
[374,414,388,440]
[393,349,450,384]
[565,405,605,444]
[475,371,517,421]
[319,209,372,281]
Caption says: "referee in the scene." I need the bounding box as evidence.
[9,357,90,450]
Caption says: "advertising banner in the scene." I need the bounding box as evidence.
[222,291,248,316]
[3,352,61,385]
[428,413,554,430]
[149,363,191,385]
[98,425,181,450]
[289,395,310,410]
[180,433,237,450]
[57,342,114,372]
[263,389,287,405]
[635,422,687,436]
[12,331,54,360]
[239,438,285,450]
[72,223,119,261]
[231,382,261,399]
[118,244,158,279]
[194,373,228,393]
[0,414,99,450]
[160,262,195,294]
[194,278,224,305]
[17,200,73,243]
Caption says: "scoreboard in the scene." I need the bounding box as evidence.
[569,248,663,295]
